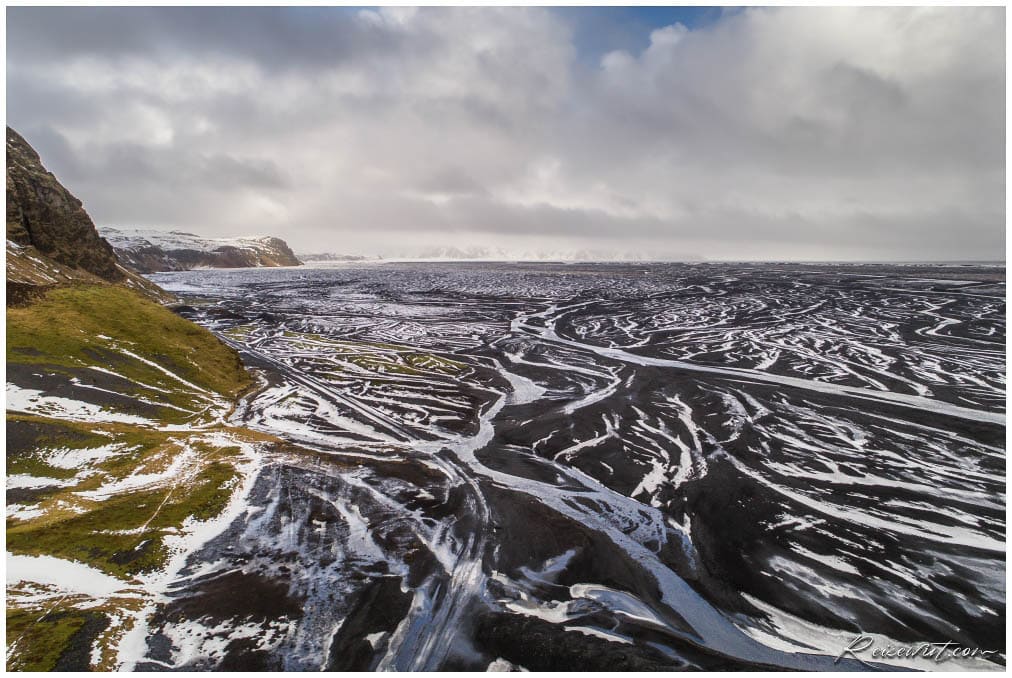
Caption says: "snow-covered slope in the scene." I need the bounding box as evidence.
[101,227,302,273]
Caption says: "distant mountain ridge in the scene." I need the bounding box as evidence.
[397,245,701,262]
[297,252,368,262]
[101,228,303,273]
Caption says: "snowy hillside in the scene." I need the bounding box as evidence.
[100,228,302,273]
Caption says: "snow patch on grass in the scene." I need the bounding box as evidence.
[6,384,155,425]
[6,553,138,598]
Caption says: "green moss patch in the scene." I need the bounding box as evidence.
[6,607,98,671]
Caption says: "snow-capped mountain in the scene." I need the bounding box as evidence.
[100,228,302,273]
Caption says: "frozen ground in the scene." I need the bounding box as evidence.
[139,261,1005,671]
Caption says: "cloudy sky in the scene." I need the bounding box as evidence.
[7,6,1005,260]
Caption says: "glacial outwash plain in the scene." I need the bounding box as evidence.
[4,125,1006,670]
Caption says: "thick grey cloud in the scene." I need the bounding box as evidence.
[6,6,1005,260]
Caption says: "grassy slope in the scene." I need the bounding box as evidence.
[6,416,243,577]
[5,284,259,669]
[8,284,250,399]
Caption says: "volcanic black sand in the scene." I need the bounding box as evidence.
[133,262,1004,671]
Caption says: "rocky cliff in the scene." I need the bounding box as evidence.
[6,127,123,282]
[6,129,170,304]
[101,228,302,273]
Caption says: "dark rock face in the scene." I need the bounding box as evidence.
[6,127,123,282]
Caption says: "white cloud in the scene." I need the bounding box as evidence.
[6,6,1005,260]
